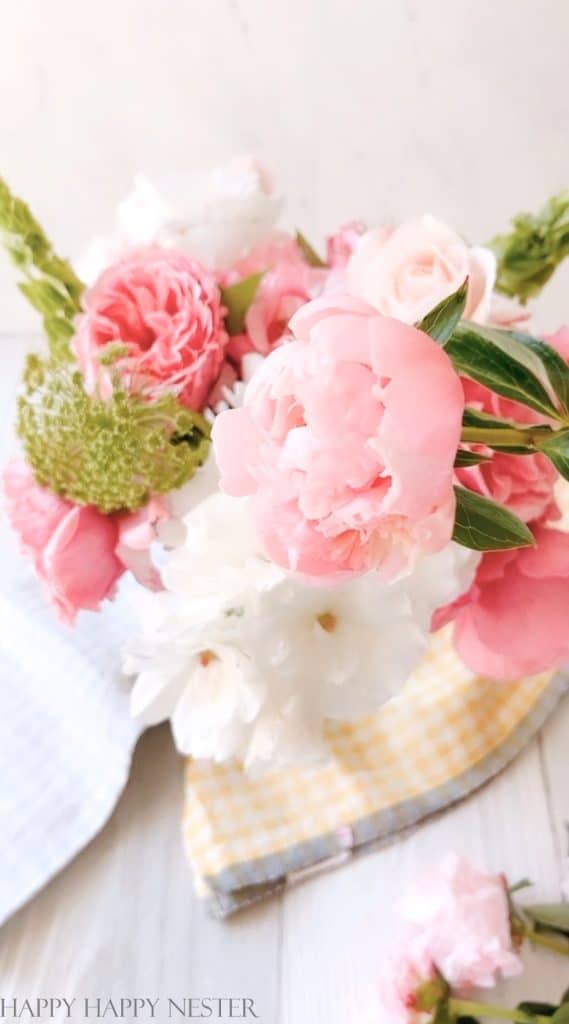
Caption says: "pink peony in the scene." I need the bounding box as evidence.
[377,942,440,1023]
[225,237,327,363]
[212,295,464,581]
[457,380,558,524]
[74,247,228,410]
[546,325,569,361]
[438,524,569,679]
[347,215,496,324]
[4,460,165,623]
[398,852,522,991]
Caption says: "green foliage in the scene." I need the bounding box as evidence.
[454,449,492,468]
[0,177,85,360]
[536,430,569,482]
[17,355,210,512]
[452,485,534,552]
[417,278,468,344]
[490,191,569,303]
[295,230,326,267]
[525,903,569,935]
[220,272,264,335]
[445,322,561,419]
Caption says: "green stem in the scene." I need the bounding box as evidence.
[460,426,535,448]
[449,997,551,1023]
[524,924,569,957]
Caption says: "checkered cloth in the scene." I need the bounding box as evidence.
[182,627,569,916]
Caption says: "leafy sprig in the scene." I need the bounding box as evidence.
[0,176,85,360]
[490,190,569,303]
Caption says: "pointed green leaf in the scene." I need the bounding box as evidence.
[509,330,569,416]
[295,230,326,267]
[445,322,561,419]
[526,903,569,935]
[536,429,569,481]
[454,449,492,468]
[452,485,535,551]
[552,1005,569,1023]
[220,272,264,335]
[417,278,468,344]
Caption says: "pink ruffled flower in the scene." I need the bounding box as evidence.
[377,942,440,1023]
[74,247,228,410]
[212,295,464,581]
[437,524,569,679]
[225,237,328,363]
[457,380,558,524]
[4,460,166,623]
[347,215,496,324]
[398,852,522,991]
[547,325,569,361]
[326,220,366,268]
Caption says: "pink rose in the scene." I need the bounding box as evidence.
[225,237,328,362]
[457,380,558,523]
[377,942,440,1024]
[398,852,522,991]
[4,460,166,623]
[348,216,496,324]
[438,524,569,679]
[74,247,228,410]
[212,295,464,581]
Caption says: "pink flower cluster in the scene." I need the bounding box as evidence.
[213,295,464,580]
[4,461,165,624]
[438,326,569,680]
[378,853,522,1022]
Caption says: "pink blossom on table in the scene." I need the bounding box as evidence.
[224,236,328,362]
[326,220,367,268]
[347,215,496,324]
[457,379,558,524]
[4,460,166,623]
[397,852,522,991]
[74,247,228,411]
[436,524,569,679]
[377,940,440,1023]
[212,295,464,581]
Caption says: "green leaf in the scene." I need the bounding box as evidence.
[295,230,326,267]
[490,190,569,302]
[220,272,264,335]
[445,322,561,419]
[417,278,468,344]
[551,1005,569,1023]
[518,1003,558,1019]
[536,430,569,481]
[509,877,533,895]
[526,903,569,935]
[0,176,84,360]
[452,485,535,551]
[454,449,492,468]
[509,330,569,417]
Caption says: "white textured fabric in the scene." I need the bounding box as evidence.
[0,335,142,926]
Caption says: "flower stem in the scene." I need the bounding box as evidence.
[460,426,535,448]
[524,924,569,957]
[449,997,551,1022]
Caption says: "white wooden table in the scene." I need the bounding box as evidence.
[0,694,568,1021]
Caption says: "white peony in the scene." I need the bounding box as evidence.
[78,157,282,283]
[125,493,479,769]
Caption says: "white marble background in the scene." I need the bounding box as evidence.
[1,0,569,330]
[2,2,569,1021]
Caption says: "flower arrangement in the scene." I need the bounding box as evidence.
[3,160,569,767]
[376,851,569,1023]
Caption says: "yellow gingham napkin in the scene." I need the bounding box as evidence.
[182,627,568,916]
